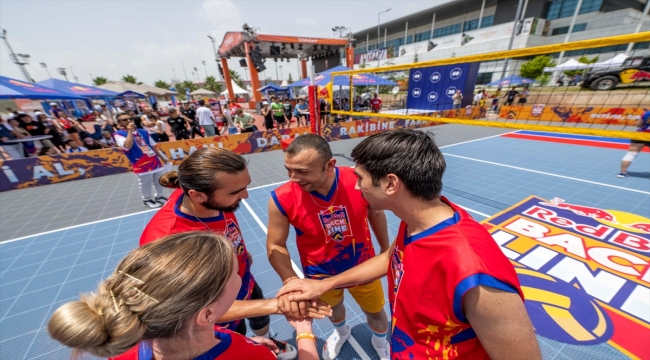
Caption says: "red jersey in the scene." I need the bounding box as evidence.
[388,197,523,360]
[140,189,254,330]
[370,97,382,110]
[110,327,276,360]
[271,167,375,279]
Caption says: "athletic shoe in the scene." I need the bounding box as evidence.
[322,325,351,360]
[371,336,390,360]
[155,196,168,204]
[269,337,298,360]
[617,172,627,178]
[143,200,162,209]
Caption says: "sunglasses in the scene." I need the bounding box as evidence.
[117,117,131,122]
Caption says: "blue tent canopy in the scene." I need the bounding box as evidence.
[257,82,288,92]
[117,90,146,98]
[289,66,398,87]
[0,76,85,100]
[487,75,535,87]
[36,78,120,98]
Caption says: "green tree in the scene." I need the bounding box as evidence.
[122,74,137,84]
[92,76,108,86]
[176,80,198,98]
[519,55,555,80]
[563,55,599,77]
[154,80,171,89]
[287,73,293,84]
[229,70,244,88]
[204,75,223,94]
[359,59,367,69]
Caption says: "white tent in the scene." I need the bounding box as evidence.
[544,58,590,72]
[592,53,629,68]
[190,88,216,96]
[220,80,249,96]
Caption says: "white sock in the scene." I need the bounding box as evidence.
[372,334,388,348]
[333,319,349,337]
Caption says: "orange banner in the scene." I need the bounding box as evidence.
[499,105,644,126]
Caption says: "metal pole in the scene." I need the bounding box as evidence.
[384,28,387,47]
[275,62,279,82]
[208,35,224,82]
[404,21,409,45]
[40,63,52,78]
[69,67,79,83]
[627,0,650,53]
[478,0,485,28]
[430,13,436,39]
[181,61,189,81]
[366,33,369,52]
[521,0,530,21]
[0,30,33,82]
[498,0,524,83]
[202,61,208,79]
[555,0,584,83]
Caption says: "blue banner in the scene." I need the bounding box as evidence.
[406,63,478,112]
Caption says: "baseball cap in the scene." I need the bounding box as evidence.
[49,102,57,106]
[262,101,269,105]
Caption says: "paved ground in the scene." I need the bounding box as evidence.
[0,124,511,241]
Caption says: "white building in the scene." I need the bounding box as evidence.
[352,0,649,83]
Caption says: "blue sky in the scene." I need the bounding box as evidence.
[0,0,441,86]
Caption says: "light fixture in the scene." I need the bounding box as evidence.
[298,44,303,50]
[290,43,295,49]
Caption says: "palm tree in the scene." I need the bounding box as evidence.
[204,75,223,94]
[177,80,198,97]
[287,73,293,84]
[92,76,108,86]
[229,69,244,88]
[154,80,171,89]
[122,75,137,84]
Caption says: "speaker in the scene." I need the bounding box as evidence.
[239,59,248,67]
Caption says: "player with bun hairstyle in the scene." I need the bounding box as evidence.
[48,232,320,359]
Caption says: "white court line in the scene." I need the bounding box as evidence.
[443,153,650,195]
[457,205,490,218]
[1,181,289,245]
[241,198,373,360]
[438,131,516,149]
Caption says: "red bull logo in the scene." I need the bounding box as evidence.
[69,86,93,92]
[225,219,244,254]
[630,70,650,81]
[318,205,353,242]
[9,79,35,88]
[483,195,649,359]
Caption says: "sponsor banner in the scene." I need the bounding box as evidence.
[321,119,439,141]
[482,196,649,359]
[406,62,479,112]
[0,148,132,192]
[355,48,389,64]
[399,37,459,57]
[500,106,644,126]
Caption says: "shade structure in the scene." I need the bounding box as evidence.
[592,53,629,68]
[190,88,217,96]
[543,59,590,72]
[0,76,86,100]
[97,81,177,97]
[487,75,535,87]
[117,90,146,98]
[257,82,287,92]
[220,80,249,95]
[288,66,398,87]
[36,78,120,98]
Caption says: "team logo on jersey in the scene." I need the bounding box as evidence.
[391,248,405,298]
[482,195,649,359]
[225,219,245,255]
[318,205,353,242]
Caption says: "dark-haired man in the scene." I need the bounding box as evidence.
[279,130,541,360]
[267,134,391,360]
[181,101,203,139]
[196,99,218,136]
[166,108,190,140]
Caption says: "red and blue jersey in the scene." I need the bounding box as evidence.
[639,110,650,132]
[271,167,375,280]
[113,129,163,174]
[110,327,276,360]
[140,189,255,330]
[388,197,523,359]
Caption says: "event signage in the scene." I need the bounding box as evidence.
[500,106,643,126]
[405,62,479,112]
[321,118,439,141]
[482,196,649,359]
[355,48,389,64]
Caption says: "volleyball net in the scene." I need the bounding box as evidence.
[327,32,650,141]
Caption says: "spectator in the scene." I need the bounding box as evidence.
[271,96,288,129]
[100,104,114,122]
[234,108,256,133]
[556,75,565,86]
[491,88,502,112]
[452,89,463,108]
[47,232,318,360]
[319,98,330,124]
[261,101,274,130]
[83,137,102,150]
[504,86,519,106]
[19,114,55,155]
[293,97,309,127]
[48,102,68,118]
[65,139,88,153]
[0,117,25,160]
[283,98,293,127]
[473,90,483,106]
[197,99,219,136]
[369,93,382,113]
[154,115,169,142]
[113,112,168,208]
[180,101,202,138]
[138,107,159,141]
[518,87,529,105]
[167,108,190,140]
[354,96,364,111]
[98,131,117,148]
[57,114,84,146]
[37,113,66,152]
[93,109,114,134]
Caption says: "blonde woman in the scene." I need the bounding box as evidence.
[48,232,321,360]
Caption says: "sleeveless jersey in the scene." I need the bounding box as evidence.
[638,110,650,132]
[388,197,523,359]
[140,189,255,330]
[110,327,276,360]
[113,129,163,174]
[271,167,375,280]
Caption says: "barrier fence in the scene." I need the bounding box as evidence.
[329,32,650,141]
